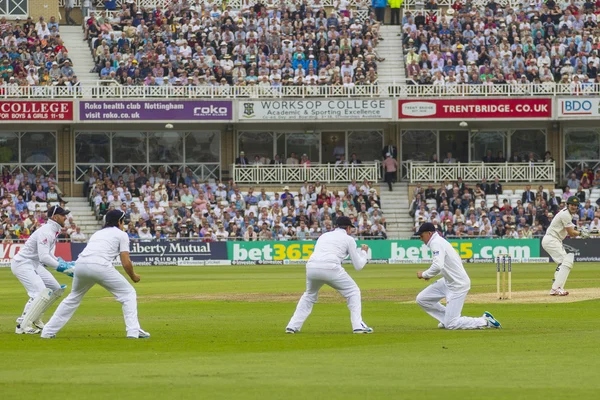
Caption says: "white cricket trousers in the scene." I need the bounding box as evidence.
[541,236,567,264]
[11,260,62,323]
[287,267,366,331]
[42,262,141,337]
[416,279,487,330]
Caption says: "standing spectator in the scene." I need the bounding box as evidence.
[372,0,387,22]
[389,0,402,25]
[64,0,77,25]
[382,152,398,191]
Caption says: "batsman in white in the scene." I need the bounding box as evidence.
[541,195,588,296]
[286,216,373,334]
[415,223,502,330]
[41,210,149,339]
[11,205,75,334]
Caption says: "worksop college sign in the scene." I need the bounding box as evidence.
[398,98,553,120]
[239,99,393,121]
[0,101,73,121]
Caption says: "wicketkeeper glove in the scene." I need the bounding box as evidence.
[57,257,76,278]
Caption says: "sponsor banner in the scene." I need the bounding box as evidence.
[228,239,540,262]
[557,97,600,119]
[72,241,228,266]
[239,99,392,121]
[465,257,549,264]
[0,101,73,121]
[398,98,552,120]
[178,259,232,266]
[79,100,232,122]
[541,239,600,262]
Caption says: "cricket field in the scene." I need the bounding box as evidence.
[1,263,600,400]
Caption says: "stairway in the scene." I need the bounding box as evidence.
[377,25,406,85]
[379,182,413,239]
[59,25,99,83]
[64,197,102,237]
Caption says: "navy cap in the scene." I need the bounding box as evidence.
[105,209,126,225]
[416,222,437,235]
[47,205,70,217]
[336,216,354,228]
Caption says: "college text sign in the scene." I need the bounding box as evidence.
[0,101,73,121]
[239,99,392,120]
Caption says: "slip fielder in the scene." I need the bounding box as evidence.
[11,205,75,334]
[415,223,502,330]
[541,196,588,296]
[41,210,149,339]
[286,216,373,334]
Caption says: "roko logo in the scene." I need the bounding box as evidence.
[561,99,595,115]
[193,105,229,116]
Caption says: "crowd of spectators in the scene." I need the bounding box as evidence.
[86,2,383,87]
[0,16,80,88]
[403,0,600,89]
[410,174,600,239]
[86,166,387,241]
[0,167,86,242]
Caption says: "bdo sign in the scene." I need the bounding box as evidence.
[559,98,600,117]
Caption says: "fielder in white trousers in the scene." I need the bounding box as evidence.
[286,220,373,334]
[415,223,501,330]
[42,262,141,337]
[42,210,148,339]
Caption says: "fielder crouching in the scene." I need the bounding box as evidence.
[415,223,502,330]
[11,206,75,334]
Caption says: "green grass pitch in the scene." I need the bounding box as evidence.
[2,263,600,400]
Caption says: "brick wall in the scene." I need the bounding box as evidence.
[26,0,59,22]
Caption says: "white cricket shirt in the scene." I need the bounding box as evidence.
[77,227,130,267]
[13,219,61,269]
[306,228,368,271]
[422,232,471,293]
[545,208,574,241]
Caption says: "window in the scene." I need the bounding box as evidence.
[113,132,147,164]
[148,131,184,163]
[510,130,547,161]
[471,131,506,162]
[0,132,18,163]
[238,132,274,161]
[285,133,320,163]
[401,130,436,162]
[348,131,383,162]
[185,132,220,163]
[21,132,55,163]
[565,130,599,161]
[75,132,110,163]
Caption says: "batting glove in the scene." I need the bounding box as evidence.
[580,227,590,239]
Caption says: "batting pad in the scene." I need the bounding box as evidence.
[20,288,53,329]
[553,254,574,290]
[39,284,67,316]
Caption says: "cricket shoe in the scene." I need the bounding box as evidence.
[33,319,45,329]
[438,322,445,329]
[285,328,298,334]
[353,323,374,334]
[127,329,151,339]
[483,311,502,329]
[549,288,569,296]
[40,334,56,339]
[15,324,41,335]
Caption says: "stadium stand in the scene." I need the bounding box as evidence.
[0,168,82,242]
[402,0,600,89]
[0,16,81,88]
[85,165,387,241]
[84,2,384,87]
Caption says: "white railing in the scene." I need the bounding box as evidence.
[402,0,524,8]
[409,162,556,183]
[232,163,380,184]
[59,0,368,9]
[0,83,595,99]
